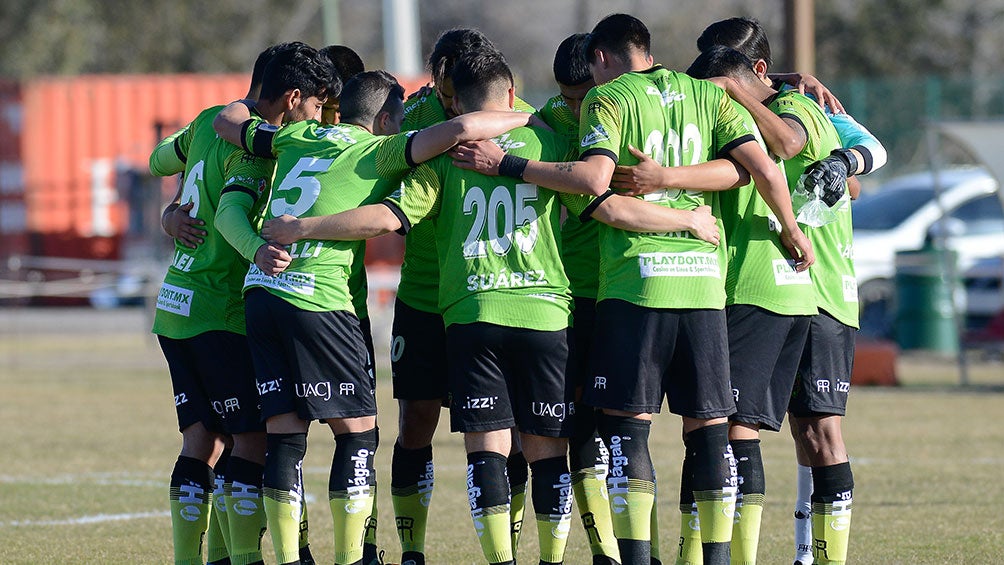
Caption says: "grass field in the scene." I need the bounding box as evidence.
[1,306,1002,564]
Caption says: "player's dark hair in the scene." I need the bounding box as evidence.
[584,13,651,64]
[339,70,405,126]
[320,45,365,85]
[249,42,304,94]
[451,51,514,111]
[427,28,498,85]
[697,17,772,70]
[259,43,341,103]
[553,33,592,87]
[686,45,756,81]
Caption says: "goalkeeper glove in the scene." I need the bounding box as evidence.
[803,148,859,206]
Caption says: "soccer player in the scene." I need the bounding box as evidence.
[259,50,723,565]
[539,32,623,565]
[695,19,886,564]
[390,28,535,564]
[450,14,813,565]
[316,44,386,564]
[218,68,551,565]
[696,39,859,565]
[148,42,330,565]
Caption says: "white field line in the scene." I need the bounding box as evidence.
[2,511,169,527]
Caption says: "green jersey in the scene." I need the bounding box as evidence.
[396,92,537,313]
[539,95,600,300]
[719,100,817,315]
[242,121,413,313]
[579,66,755,309]
[769,91,857,327]
[387,125,584,331]
[152,106,274,339]
[240,116,371,320]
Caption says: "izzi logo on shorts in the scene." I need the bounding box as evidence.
[462,396,498,410]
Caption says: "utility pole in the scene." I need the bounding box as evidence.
[383,0,422,77]
[321,0,341,46]
[784,0,815,74]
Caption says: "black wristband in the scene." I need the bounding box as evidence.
[832,147,859,176]
[498,154,529,180]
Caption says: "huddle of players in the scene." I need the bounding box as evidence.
[150,11,884,565]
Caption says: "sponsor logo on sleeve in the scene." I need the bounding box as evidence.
[580,124,610,147]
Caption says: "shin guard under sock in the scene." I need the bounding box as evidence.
[170,456,214,565]
[530,455,574,564]
[599,414,654,565]
[226,456,266,565]
[392,442,434,562]
[676,444,701,565]
[208,449,232,564]
[687,424,736,565]
[730,439,764,565]
[329,429,378,565]
[570,409,620,563]
[810,462,853,565]
[507,450,528,554]
[263,433,307,565]
[468,451,514,564]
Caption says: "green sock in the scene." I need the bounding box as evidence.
[530,456,573,564]
[676,446,702,565]
[810,462,853,565]
[208,451,232,564]
[392,443,435,557]
[811,501,851,565]
[730,439,765,565]
[263,433,307,565]
[650,480,661,563]
[363,481,379,563]
[299,495,311,555]
[264,488,304,564]
[330,430,378,565]
[470,451,514,564]
[170,456,213,565]
[226,457,267,565]
[731,497,763,565]
[676,504,703,565]
[572,468,620,560]
[687,424,736,565]
[507,451,528,554]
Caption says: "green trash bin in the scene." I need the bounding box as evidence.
[893,247,962,353]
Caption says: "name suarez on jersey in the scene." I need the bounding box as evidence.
[466,267,550,291]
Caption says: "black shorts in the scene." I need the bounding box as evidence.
[446,322,575,437]
[726,304,810,431]
[359,316,375,381]
[158,331,263,435]
[390,299,448,401]
[788,311,855,417]
[245,288,376,422]
[584,299,735,419]
[568,297,597,390]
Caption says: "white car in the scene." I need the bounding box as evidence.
[852,167,1004,337]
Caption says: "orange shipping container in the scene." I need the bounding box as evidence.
[19,74,249,240]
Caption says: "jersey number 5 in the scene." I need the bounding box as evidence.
[270,157,335,217]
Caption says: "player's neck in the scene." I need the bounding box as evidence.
[252,97,286,126]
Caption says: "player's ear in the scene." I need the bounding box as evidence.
[285,88,302,111]
[753,59,769,78]
[507,86,515,110]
